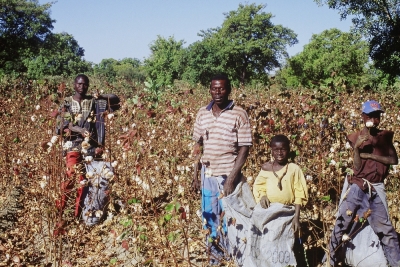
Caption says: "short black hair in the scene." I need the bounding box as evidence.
[270,134,290,148]
[210,74,231,92]
[75,74,89,84]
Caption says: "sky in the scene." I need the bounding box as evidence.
[38,0,354,64]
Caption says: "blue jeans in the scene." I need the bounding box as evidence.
[329,183,400,267]
[201,166,229,265]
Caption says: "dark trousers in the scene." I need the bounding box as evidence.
[329,183,400,267]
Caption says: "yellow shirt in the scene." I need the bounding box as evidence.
[253,163,308,206]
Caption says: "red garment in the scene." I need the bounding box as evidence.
[347,129,393,190]
[56,151,85,217]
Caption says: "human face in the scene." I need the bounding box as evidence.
[74,77,89,96]
[362,111,381,128]
[271,141,289,165]
[210,80,230,106]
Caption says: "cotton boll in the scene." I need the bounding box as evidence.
[63,141,72,149]
[345,142,351,149]
[50,135,58,144]
[142,183,150,191]
[342,234,351,241]
[81,141,90,149]
[102,168,110,176]
[95,210,103,218]
[105,172,114,179]
[39,180,47,189]
[178,185,184,195]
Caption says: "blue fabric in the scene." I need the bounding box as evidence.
[330,183,400,267]
[201,165,229,264]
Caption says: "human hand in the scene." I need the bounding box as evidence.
[292,216,300,233]
[360,153,371,159]
[223,179,235,196]
[191,178,201,193]
[191,161,201,193]
[259,195,270,209]
[354,134,369,148]
[192,143,202,158]
[82,130,90,137]
[93,89,103,100]
[95,147,103,157]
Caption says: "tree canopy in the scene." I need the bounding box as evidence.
[144,36,185,87]
[144,4,297,87]
[93,57,145,82]
[315,0,400,81]
[278,28,369,89]
[0,0,54,74]
[24,32,91,78]
[182,39,225,86]
[198,3,298,85]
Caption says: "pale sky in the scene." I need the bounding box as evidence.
[39,0,353,64]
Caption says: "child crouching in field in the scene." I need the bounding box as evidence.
[251,134,308,266]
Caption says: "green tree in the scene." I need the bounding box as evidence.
[93,58,118,81]
[0,0,54,75]
[182,40,225,86]
[315,0,400,81]
[93,57,145,82]
[144,36,185,87]
[278,28,369,88]
[198,3,298,85]
[25,32,91,78]
[114,58,145,82]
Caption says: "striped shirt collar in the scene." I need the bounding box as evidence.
[205,100,234,111]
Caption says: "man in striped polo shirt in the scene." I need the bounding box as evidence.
[192,74,252,265]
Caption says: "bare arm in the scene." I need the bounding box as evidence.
[223,146,250,196]
[353,134,369,170]
[191,143,202,192]
[360,145,398,165]
[292,204,301,232]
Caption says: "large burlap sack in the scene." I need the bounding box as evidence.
[81,161,113,226]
